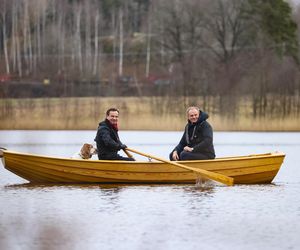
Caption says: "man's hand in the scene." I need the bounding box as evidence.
[119,144,127,150]
[183,146,193,152]
[172,151,179,161]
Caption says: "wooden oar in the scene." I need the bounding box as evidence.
[126,147,234,186]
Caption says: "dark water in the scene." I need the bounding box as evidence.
[0,131,299,250]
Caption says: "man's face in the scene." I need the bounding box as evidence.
[107,111,119,125]
[187,108,199,124]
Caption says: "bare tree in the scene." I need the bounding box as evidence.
[153,0,206,100]
[0,0,11,74]
[93,9,100,76]
[118,8,124,76]
[202,0,254,63]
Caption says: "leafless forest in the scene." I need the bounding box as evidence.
[1,0,300,121]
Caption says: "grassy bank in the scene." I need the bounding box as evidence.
[0,97,299,131]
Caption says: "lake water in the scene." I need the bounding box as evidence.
[0,131,300,250]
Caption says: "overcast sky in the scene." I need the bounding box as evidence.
[290,0,300,6]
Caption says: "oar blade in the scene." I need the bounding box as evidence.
[187,166,234,186]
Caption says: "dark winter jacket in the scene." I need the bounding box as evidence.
[94,119,124,158]
[173,111,215,158]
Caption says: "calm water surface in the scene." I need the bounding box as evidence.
[0,131,300,250]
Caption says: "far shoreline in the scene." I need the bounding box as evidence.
[1,96,299,131]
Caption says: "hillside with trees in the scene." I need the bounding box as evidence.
[1,0,300,124]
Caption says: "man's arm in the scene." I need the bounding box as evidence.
[99,128,122,150]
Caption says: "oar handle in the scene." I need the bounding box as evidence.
[123,149,134,159]
[126,147,234,186]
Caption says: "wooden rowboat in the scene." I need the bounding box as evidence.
[0,149,285,185]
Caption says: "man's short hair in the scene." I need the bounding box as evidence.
[106,108,119,116]
[186,106,200,116]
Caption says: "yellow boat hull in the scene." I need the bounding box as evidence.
[1,150,285,184]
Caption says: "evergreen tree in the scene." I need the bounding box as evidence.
[249,0,299,62]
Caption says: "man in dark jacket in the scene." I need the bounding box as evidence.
[169,106,215,161]
[95,108,134,161]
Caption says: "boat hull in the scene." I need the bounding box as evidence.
[1,150,285,184]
